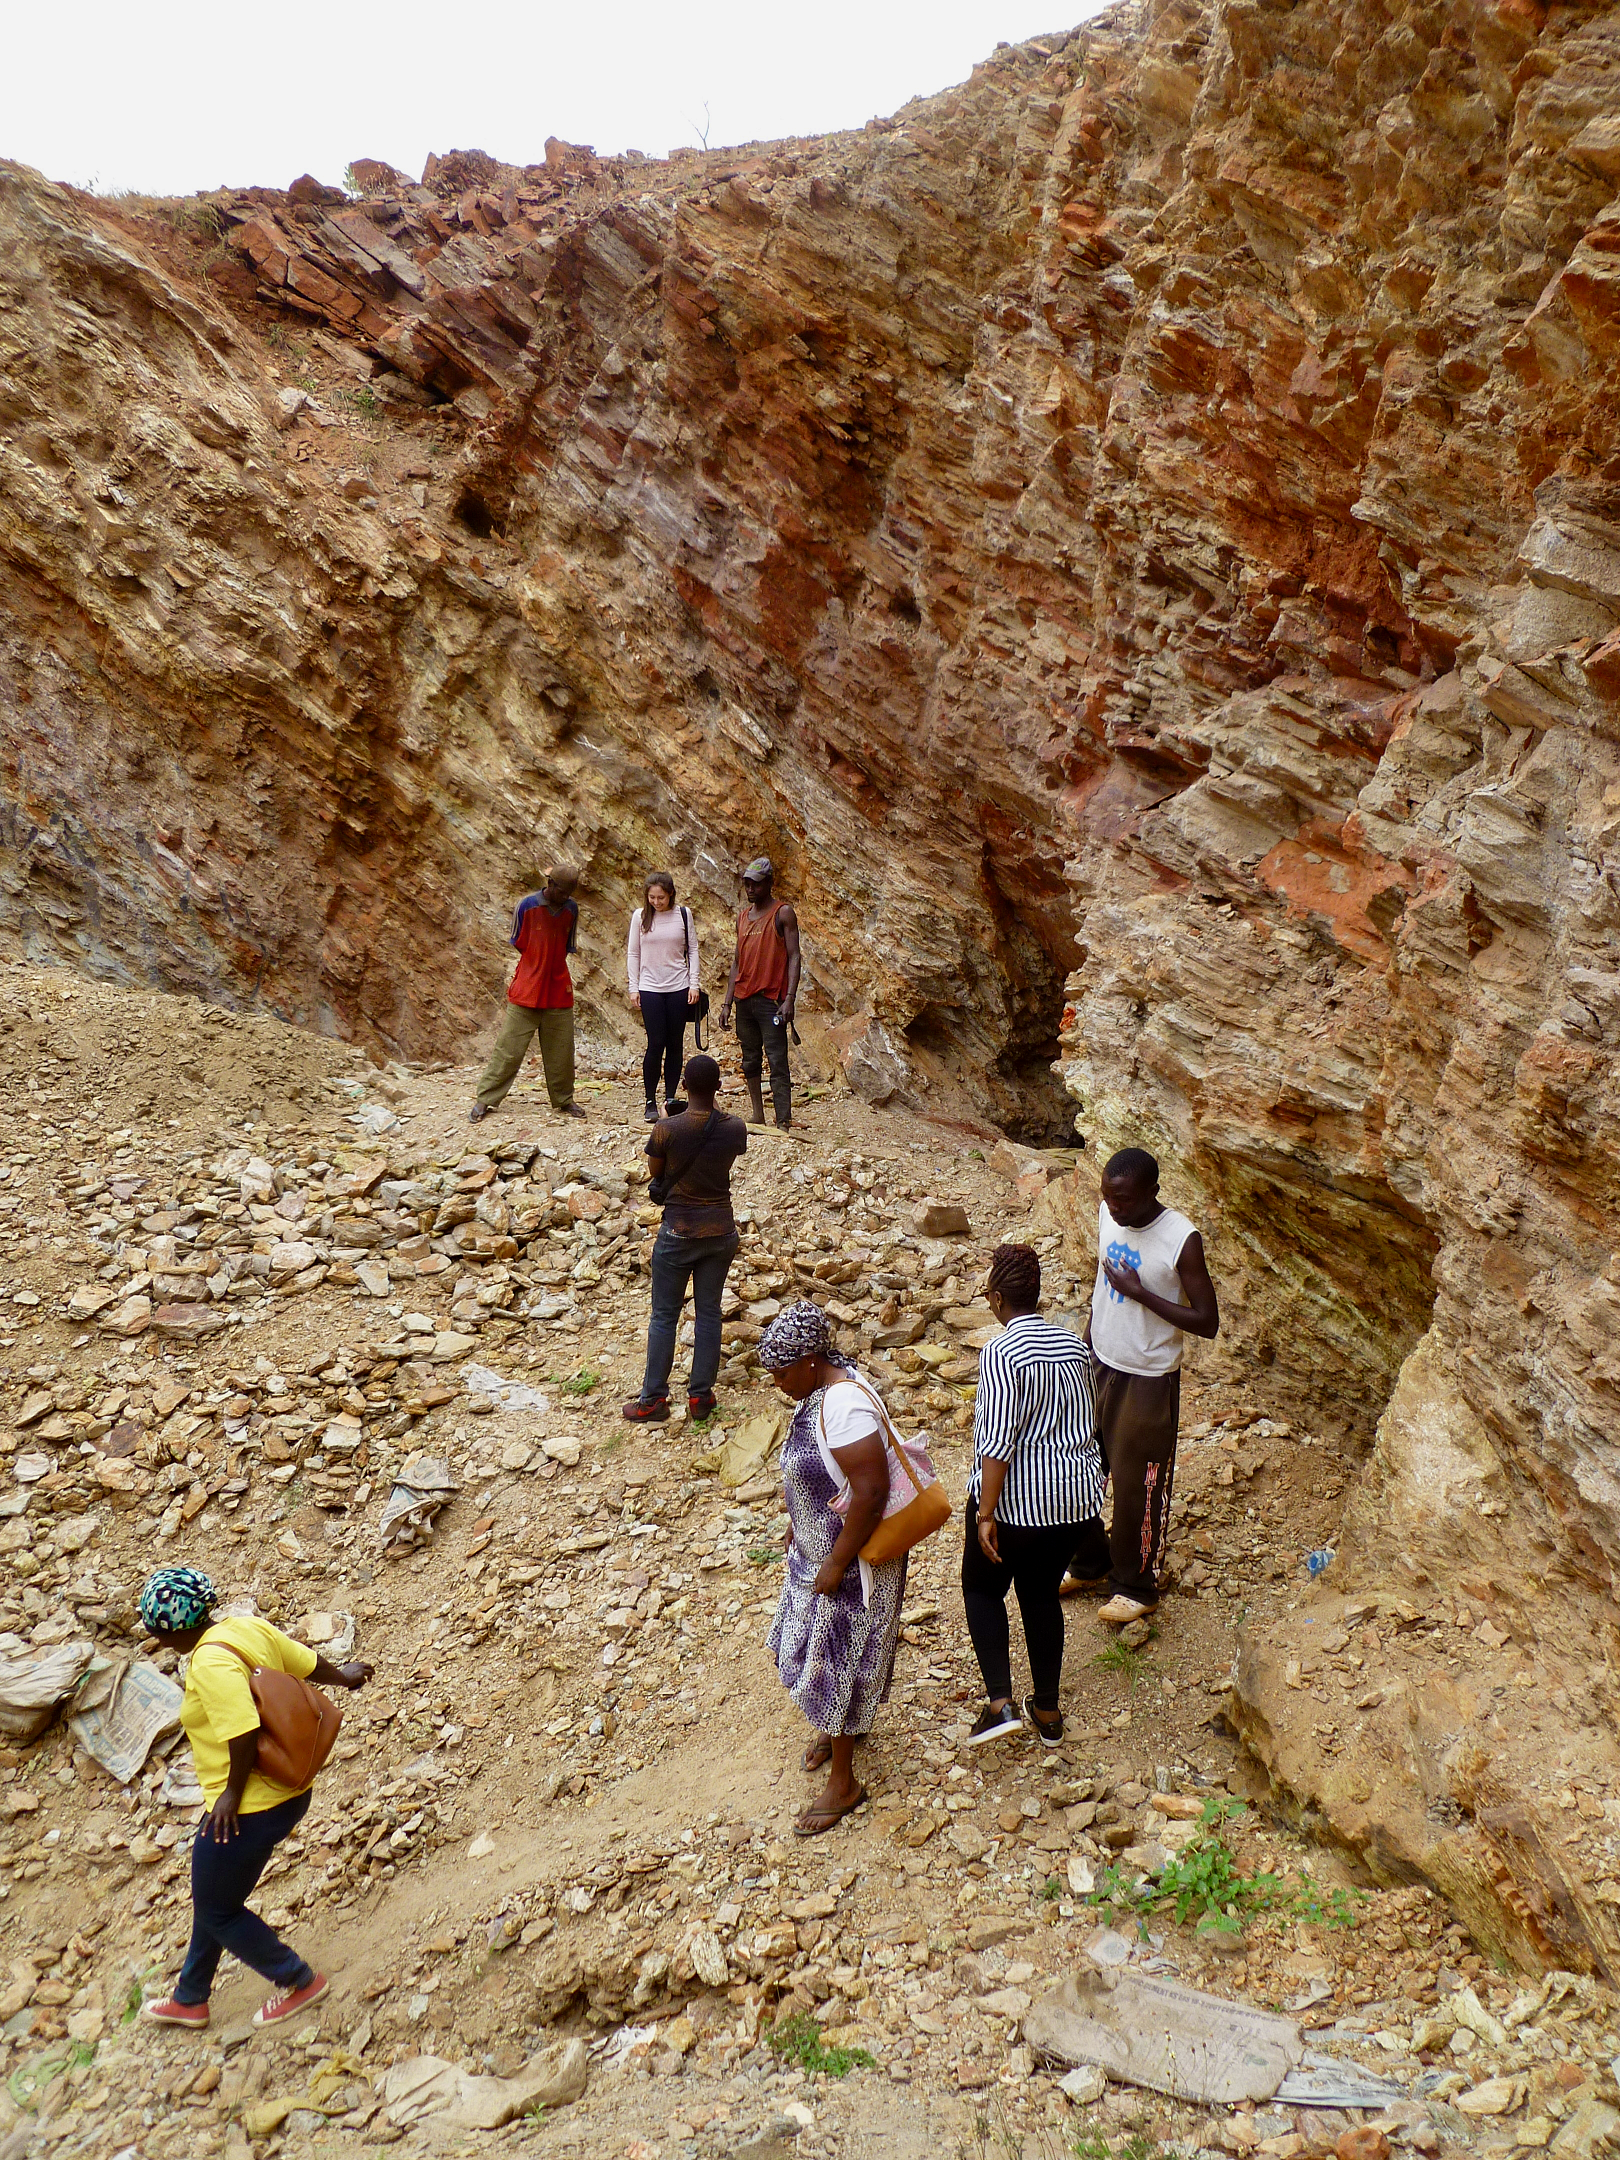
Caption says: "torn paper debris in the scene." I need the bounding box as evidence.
[1024,1958,1304,2104]
[459,1364,551,1415]
[380,2040,587,2129]
[378,1455,458,1557]
[69,1656,184,1782]
[0,1642,96,1744]
[1277,2051,1414,2109]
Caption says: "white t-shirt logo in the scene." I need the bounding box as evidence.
[1104,1237,1141,1298]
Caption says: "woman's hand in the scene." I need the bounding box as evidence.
[687,988,699,1005]
[977,1514,1001,1563]
[311,1653,374,1690]
[203,1789,241,1843]
[818,1430,888,1588]
[630,990,641,1011]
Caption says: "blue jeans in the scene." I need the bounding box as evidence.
[175,1790,315,2005]
[639,1224,740,1400]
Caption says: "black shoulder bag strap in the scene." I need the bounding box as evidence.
[683,908,711,1048]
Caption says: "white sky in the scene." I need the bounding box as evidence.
[4,0,1097,201]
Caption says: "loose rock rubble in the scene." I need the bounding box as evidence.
[0,958,1613,2160]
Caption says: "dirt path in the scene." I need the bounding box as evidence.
[0,963,1608,2160]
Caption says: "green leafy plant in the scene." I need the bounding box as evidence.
[1041,1874,1064,1901]
[1073,2137,1112,2160]
[766,2011,874,2079]
[1119,2138,1167,2160]
[1093,1637,1150,1693]
[553,1369,600,1396]
[1084,1798,1362,1932]
[748,1545,782,1566]
[1291,1876,1363,1928]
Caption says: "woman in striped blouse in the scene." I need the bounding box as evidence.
[962,1243,1107,1747]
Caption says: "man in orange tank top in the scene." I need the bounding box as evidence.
[719,857,801,1127]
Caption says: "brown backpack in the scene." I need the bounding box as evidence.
[211,1638,343,1790]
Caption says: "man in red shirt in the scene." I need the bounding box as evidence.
[469,869,587,1123]
[719,857,802,1128]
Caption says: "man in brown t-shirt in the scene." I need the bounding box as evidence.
[623,1053,749,1423]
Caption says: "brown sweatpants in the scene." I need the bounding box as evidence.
[1094,1360,1179,1604]
[475,1002,575,1110]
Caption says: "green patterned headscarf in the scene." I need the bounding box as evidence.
[139,1567,218,1634]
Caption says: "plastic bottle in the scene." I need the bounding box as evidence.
[1304,1546,1335,1576]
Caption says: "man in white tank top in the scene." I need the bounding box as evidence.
[1064,1147,1220,1624]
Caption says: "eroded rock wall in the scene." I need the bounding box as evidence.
[3,0,1620,1963]
[1041,0,1620,1973]
[0,60,1131,1128]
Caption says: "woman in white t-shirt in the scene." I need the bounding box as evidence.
[759,1303,902,1839]
[627,872,700,1123]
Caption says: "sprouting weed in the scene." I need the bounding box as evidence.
[765,2012,874,2079]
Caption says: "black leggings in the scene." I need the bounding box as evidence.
[640,989,690,1106]
[961,1508,1096,1715]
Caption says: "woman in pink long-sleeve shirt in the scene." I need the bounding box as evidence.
[627,873,700,1121]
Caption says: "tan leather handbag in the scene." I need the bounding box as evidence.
[214,1640,343,1790]
[820,1379,953,1564]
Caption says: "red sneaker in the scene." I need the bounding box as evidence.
[688,1390,717,1420]
[621,1394,669,1423]
[252,1973,328,2026]
[143,1996,209,2027]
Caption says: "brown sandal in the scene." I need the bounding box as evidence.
[802,1734,833,1773]
[793,1784,868,1839]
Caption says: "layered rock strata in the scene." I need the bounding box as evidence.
[2,0,1620,1965]
[1042,0,1620,1978]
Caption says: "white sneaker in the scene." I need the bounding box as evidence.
[1097,1594,1157,1625]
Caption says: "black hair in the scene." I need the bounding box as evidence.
[1103,1147,1159,1189]
[988,1243,1041,1311]
[684,1053,721,1096]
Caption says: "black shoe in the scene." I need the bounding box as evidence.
[688,1389,716,1420]
[1024,1695,1064,1748]
[665,1098,687,1116]
[558,1104,586,1119]
[965,1700,1023,1747]
[644,1099,658,1123]
[468,1103,492,1123]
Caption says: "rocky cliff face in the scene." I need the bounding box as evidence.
[3,0,1619,1968]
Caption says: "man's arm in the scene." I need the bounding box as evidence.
[1100,1231,1219,1339]
[777,904,802,1022]
[566,899,578,956]
[719,928,742,1028]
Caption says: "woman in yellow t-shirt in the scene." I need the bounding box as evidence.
[136,1567,371,2031]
